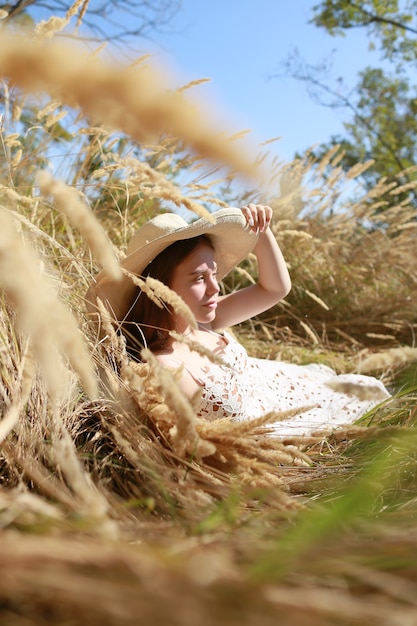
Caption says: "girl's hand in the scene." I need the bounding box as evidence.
[241,203,272,233]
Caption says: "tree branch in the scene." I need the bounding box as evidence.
[331,0,417,36]
[273,57,413,185]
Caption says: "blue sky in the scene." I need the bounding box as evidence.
[28,0,377,165]
[25,0,378,187]
[142,0,375,164]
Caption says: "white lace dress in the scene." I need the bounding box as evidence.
[194,332,390,437]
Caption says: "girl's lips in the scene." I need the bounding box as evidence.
[204,301,217,309]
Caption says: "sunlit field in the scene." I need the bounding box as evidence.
[0,4,417,624]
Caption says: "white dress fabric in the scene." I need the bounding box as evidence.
[195,332,390,437]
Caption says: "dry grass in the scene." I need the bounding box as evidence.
[0,7,417,625]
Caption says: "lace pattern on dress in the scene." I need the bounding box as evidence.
[195,332,390,436]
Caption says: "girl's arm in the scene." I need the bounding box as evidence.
[213,204,291,330]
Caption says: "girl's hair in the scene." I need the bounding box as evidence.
[122,234,214,360]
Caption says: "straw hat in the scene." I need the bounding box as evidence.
[86,208,259,323]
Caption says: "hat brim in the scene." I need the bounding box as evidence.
[86,208,258,323]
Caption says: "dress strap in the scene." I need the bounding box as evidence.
[197,323,230,344]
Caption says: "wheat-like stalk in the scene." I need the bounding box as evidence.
[0,33,265,183]
[325,380,390,401]
[141,349,216,460]
[0,207,97,400]
[38,171,122,280]
[34,0,90,39]
[358,347,417,373]
[51,425,117,537]
[122,270,198,331]
[111,155,214,219]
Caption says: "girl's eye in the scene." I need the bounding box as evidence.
[194,271,217,283]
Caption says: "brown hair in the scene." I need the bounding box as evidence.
[122,234,214,360]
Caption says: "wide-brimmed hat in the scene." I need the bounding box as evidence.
[86,208,259,323]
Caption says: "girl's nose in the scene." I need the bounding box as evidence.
[206,275,219,295]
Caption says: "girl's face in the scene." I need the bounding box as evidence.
[170,241,219,327]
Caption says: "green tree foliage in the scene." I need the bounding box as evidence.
[312,0,417,62]
[295,1,417,204]
[341,68,417,185]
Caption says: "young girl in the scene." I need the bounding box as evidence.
[86,204,390,436]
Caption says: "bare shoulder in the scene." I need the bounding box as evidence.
[155,349,203,400]
[155,352,175,364]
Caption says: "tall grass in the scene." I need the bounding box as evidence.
[0,6,417,624]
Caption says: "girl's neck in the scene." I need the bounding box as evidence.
[181,323,207,336]
[176,319,212,336]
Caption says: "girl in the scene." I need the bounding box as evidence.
[87,204,390,436]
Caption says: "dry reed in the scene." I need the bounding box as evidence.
[0,207,97,400]
[358,347,417,373]
[0,32,265,182]
[38,170,122,281]
[123,272,198,331]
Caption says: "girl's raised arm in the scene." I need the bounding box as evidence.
[213,204,291,330]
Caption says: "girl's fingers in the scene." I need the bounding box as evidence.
[240,205,256,229]
[241,204,272,232]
